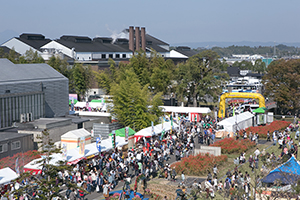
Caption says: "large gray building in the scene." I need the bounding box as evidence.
[0,59,69,128]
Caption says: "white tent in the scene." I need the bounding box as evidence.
[159,106,211,114]
[0,167,19,185]
[134,121,179,142]
[24,153,65,175]
[216,112,254,137]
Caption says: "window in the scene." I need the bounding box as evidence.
[116,54,120,58]
[5,90,10,93]
[101,54,106,59]
[109,54,113,58]
[11,141,21,150]
[0,144,8,153]
[122,54,126,58]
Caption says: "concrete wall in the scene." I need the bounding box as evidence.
[194,146,221,156]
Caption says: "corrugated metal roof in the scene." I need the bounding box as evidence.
[0,59,67,84]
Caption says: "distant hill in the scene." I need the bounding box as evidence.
[172,41,300,49]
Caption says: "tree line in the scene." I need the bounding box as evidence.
[2,47,300,126]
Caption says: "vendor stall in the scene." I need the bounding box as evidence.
[0,167,19,185]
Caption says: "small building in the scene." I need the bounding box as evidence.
[0,132,34,159]
[61,128,91,150]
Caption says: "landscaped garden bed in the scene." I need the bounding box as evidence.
[171,153,228,176]
[211,138,255,154]
[245,120,290,138]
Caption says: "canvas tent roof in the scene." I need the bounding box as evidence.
[135,121,179,138]
[0,167,19,185]
[159,106,211,114]
[61,128,91,139]
[262,156,300,184]
[109,127,136,137]
[218,112,254,126]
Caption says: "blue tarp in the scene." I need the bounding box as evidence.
[262,156,300,184]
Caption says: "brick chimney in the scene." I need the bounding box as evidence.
[135,27,140,51]
[129,26,134,52]
[141,27,146,51]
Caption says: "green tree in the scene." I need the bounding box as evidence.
[176,51,228,107]
[111,68,163,131]
[253,59,266,74]
[12,129,85,199]
[6,47,20,63]
[72,63,93,101]
[263,59,300,114]
[232,60,253,70]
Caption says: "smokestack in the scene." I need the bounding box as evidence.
[135,27,140,51]
[129,26,134,52]
[141,27,146,51]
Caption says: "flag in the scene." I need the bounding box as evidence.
[151,121,154,135]
[15,158,19,175]
[232,106,235,116]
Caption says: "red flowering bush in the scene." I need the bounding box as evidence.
[245,121,290,138]
[211,138,255,154]
[0,150,41,171]
[171,153,228,176]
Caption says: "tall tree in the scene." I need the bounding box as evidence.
[72,63,93,101]
[253,59,266,74]
[111,68,163,131]
[263,59,300,114]
[176,51,228,107]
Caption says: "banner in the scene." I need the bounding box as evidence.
[62,144,67,160]
[15,158,19,176]
[125,127,129,142]
[96,136,101,152]
[151,121,154,136]
[79,136,85,155]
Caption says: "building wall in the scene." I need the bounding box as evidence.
[41,41,73,59]
[0,92,44,128]
[0,78,68,128]
[0,134,34,159]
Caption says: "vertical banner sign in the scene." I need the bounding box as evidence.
[161,117,164,130]
[62,144,67,160]
[96,136,101,152]
[79,136,85,155]
[112,130,116,148]
[151,121,154,136]
[171,115,173,134]
[125,127,129,142]
[15,157,19,176]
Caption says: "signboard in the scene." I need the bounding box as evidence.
[125,127,129,142]
[96,136,101,152]
[79,136,85,155]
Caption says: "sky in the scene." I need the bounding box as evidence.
[1,0,300,46]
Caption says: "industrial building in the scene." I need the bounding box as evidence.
[0,59,69,128]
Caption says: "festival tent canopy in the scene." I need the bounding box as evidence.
[217,111,254,133]
[253,107,266,113]
[23,153,65,175]
[0,167,19,185]
[109,127,136,137]
[134,121,179,139]
[262,156,300,184]
[159,106,211,114]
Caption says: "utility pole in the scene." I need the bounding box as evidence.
[274,41,276,57]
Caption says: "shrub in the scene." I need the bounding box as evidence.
[245,121,290,138]
[171,153,228,176]
[0,150,41,171]
[211,138,255,154]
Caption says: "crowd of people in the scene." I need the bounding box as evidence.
[1,114,217,200]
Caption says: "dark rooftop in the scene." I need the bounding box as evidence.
[16,33,51,51]
[0,131,31,141]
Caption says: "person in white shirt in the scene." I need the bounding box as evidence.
[254,148,260,157]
